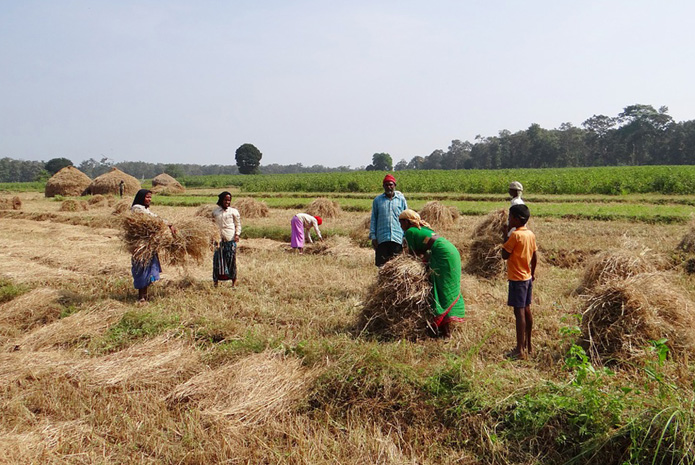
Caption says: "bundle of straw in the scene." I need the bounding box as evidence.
[419,201,459,230]
[194,204,217,219]
[163,217,219,266]
[111,199,130,216]
[577,249,656,293]
[59,199,88,212]
[358,254,433,340]
[465,209,508,279]
[120,212,170,265]
[233,197,269,218]
[87,194,107,206]
[306,198,341,218]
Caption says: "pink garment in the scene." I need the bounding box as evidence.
[291,215,305,248]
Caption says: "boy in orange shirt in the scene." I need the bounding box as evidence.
[501,204,537,360]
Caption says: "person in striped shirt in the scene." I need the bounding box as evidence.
[369,174,408,266]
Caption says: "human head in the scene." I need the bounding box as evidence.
[509,204,530,226]
[314,216,322,225]
[217,191,232,208]
[383,174,396,196]
[398,209,431,230]
[509,181,523,198]
[132,189,152,207]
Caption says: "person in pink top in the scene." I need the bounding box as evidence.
[501,204,538,360]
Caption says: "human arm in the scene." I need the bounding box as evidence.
[369,199,378,248]
[313,220,323,242]
[501,234,515,260]
[530,250,537,280]
[233,209,241,242]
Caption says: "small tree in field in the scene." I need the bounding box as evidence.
[235,143,263,174]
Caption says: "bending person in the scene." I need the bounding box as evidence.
[290,213,323,253]
[212,191,241,287]
[399,209,465,336]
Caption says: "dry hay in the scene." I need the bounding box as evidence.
[44,166,91,197]
[582,273,695,363]
[73,335,199,387]
[348,215,372,247]
[151,173,185,193]
[194,204,217,219]
[11,300,126,351]
[578,249,656,294]
[465,209,508,279]
[86,167,140,196]
[87,194,107,207]
[306,197,341,218]
[164,217,218,266]
[0,288,63,332]
[166,351,316,426]
[303,235,355,256]
[358,254,433,340]
[419,201,460,230]
[0,196,22,210]
[0,350,80,384]
[59,199,88,212]
[120,211,170,265]
[232,197,269,218]
[111,199,130,215]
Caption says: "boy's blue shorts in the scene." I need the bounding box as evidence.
[508,279,533,308]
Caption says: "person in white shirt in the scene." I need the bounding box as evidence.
[507,181,525,238]
[290,212,323,253]
[212,191,242,287]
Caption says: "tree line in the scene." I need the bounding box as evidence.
[2,104,694,183]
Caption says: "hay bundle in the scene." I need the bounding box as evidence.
[232,197,269,218]
[194,204,217,219]
[677,220,695,254]
[0,288,63,332]
[44,166,91,197]
[578,249,656,293]
[86,167,140,196]
[111,199,130,215]
[0,196,22,210]
[306,197,341,218]
[465,209,508,279]
[151,173,185,194]
[358,254,433,340]
[87,194,107,207]
[349,215,372,247]
[120,211,170,265]
[419,201,460,230]
[582,273,695,363]
[163,217,218,265]
[304,236,354,256]
[59,199,88,212]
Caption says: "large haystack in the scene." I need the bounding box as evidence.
[358,254,433,340]
[577,249,656,293]
[465,209,508,279]
[419,201,460,230]
[151,173,185,194]
[582,273,695,363]
[44,166,91,197]
[87,167,140,196]
[306,198,341,218]
[233,197,269,218]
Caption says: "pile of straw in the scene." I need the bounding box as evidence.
[306,198,341,218]
[151,173,185,194]
[0,196,22,210]
[111,199,130,215]
[348,215,372,247]
[59,199,88,212]
[233,197,269,218]
[577,249,656,293]
[582,273,695,363]
[87,194,107,207]
[44,166,91,197]
[465,209,508,279]
[163,217,218,266]
[120,211,170,265]
[419,201,459,230]
[304,236,354,256]
[358,254,433,340]
[86,167,140,196]
[194,204,217,219]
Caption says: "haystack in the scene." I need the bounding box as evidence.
[577,249,656,293]
[151,173,185,194]
[59,199,88,212]
[86,167,140,196]
[111,199,130,216]
[163,217,218,266]
[306,198,341,218]
[44,166,91,197]
[194,204,217,219]
[419,201,460,230]
[358,254,433,340]
[465,209,508,279]
[582,273,695,363]
[0,196,22,210]
[233,197,269,218]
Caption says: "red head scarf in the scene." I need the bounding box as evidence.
[383,174,396,185]
[314,216,322,225]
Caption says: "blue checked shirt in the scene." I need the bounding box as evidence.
[369,191,408,245]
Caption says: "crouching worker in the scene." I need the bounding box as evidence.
[501,204,537,360]
[290,213,323,253]
[399,209,465,337]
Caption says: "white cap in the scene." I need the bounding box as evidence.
[509,181,523,191]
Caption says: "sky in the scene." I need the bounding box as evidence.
[2,1,694,168]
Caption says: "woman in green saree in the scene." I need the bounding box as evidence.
[399,209,465,336]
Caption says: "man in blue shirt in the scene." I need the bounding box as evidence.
[369,174,408,266]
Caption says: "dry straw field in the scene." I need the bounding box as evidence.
[1,189,695,464]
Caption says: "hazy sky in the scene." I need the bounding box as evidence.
[2,1,694,168]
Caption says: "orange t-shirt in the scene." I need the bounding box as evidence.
[502,226,537,281]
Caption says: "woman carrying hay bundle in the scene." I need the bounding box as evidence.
[130,189,176,302]
[212,192,242,287]
[290,213,323,254]
[399,209,465,336]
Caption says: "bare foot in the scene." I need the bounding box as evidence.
[505,349,527,361]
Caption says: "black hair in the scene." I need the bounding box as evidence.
[132,189,152,207]
[509,204,530,225]
[217,191,232,207]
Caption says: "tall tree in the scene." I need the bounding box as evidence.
[44,157,73,174]
[235,143,263,174]
[366,152,393,171]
